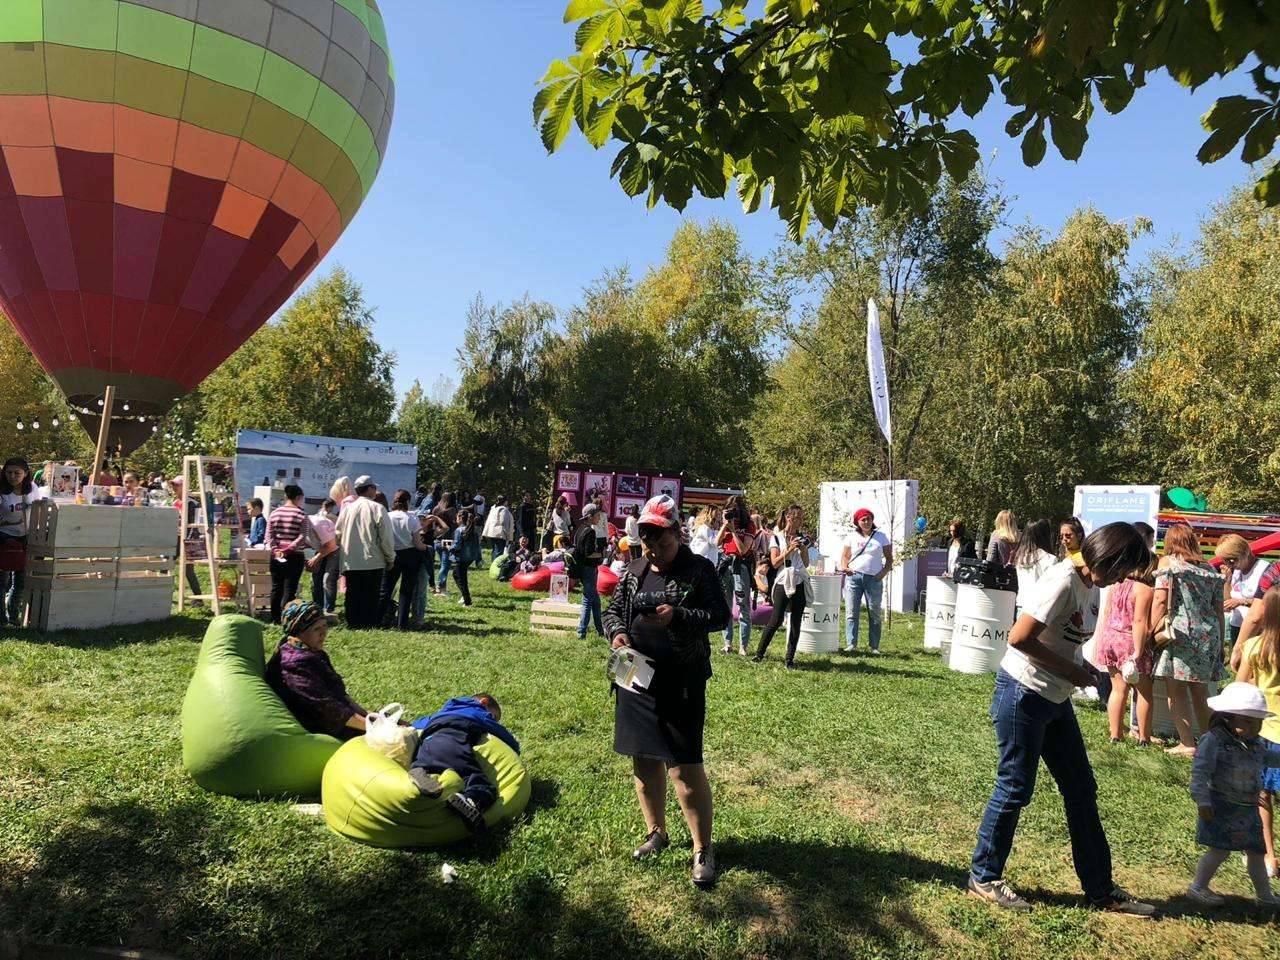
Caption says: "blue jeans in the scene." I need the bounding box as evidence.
[490,539,508,562]
[578,566,602,637]
[436,549,453,591]
[970,669,1113,899]
[723,560,752,650]
[844,572,884,650]
[413,560,431,621]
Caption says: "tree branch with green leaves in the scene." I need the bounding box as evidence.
[536,0,1280,239]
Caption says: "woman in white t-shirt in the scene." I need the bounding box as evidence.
[1012,519,1057,616]
[839,508,893,654]
[968,522,1157,916]
[0,456,40,626]
[751,504,812,669]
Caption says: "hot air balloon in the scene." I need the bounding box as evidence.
[0,0,395,452]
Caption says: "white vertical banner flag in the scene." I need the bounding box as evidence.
[866,298,892,445]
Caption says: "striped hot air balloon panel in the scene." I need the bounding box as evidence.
[0,0,394,449]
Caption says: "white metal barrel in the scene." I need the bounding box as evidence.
[924,576,956,651]
[949,585,1015,674]
[797,574,842,654]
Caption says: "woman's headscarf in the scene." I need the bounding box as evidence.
[281,599,323,639]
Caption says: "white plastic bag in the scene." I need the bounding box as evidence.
[364,703,420,769]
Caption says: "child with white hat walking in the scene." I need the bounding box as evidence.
[1187,682,1280,906]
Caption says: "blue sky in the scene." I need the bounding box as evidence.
[321,4,1261,398]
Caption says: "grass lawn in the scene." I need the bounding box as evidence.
[1,575,1276,959]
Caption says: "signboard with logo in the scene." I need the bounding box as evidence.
[235,430,418,509]
[1072,485,1161,537]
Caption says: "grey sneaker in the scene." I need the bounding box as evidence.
[632,828,670,861]
[1089,886,1156,918]
[691,845,716,887]
[408,768,443,799]
[1257,892,1280,907]
[1185,884,1224,906]
[967,876,1032,911]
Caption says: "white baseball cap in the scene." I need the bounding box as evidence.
[1207,682,1275,720]
[354,475,375,490]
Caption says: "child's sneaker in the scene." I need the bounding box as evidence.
[1186,884,1225,906]
[408,768,443,799]
[446,793,487,833]
[966,877,1032,911]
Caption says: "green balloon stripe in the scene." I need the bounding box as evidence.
[0,42,368,224]
[0,0,391,197]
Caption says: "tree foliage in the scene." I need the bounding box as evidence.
[549,221,772,482]
[446,295,558,495]
[0,322,89,467]
[396,381,450,489]
[753,180,1146,529]
[917,209,1147,524]
[1122,188,1280,509]
[537,1,1280,238]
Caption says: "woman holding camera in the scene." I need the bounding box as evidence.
[604,495,730,888]
[752,504,812,669]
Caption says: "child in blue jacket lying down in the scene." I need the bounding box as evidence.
[409,694,520,833]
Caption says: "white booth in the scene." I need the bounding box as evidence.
[818,479,919,614]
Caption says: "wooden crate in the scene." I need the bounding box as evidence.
[24,576,115,632]
[240,548,273,617]
[530,598,580,635]
[21,502,179,632]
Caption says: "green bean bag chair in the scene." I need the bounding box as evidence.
[489,553,509,579]
[322,735,531,847]
[182,615,341,797]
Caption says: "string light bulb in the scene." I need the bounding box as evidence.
[51,417,59,427]
[31,420,39,430]
[16,421,23,431]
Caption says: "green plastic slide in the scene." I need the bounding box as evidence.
[181,615,341,797]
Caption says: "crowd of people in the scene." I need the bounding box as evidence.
[935,511,1280,913]
[6,443,1280,904]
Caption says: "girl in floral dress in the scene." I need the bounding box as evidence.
[1152,524,1225,757]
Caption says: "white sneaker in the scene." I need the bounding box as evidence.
[1186,884,1225,906]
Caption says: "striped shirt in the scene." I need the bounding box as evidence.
[266,502,312,556]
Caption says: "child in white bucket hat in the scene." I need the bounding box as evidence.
[1187,682,1280,906]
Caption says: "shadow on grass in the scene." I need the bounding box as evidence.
[704,835,969,953]
[0,794,693,960]
[1014,880,1280,923]
[787,658,936,680]
[8,614,211,650]
[427,621,516,639]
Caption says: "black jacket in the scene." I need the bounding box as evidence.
[602,544,730,677]
[573,521,602,567]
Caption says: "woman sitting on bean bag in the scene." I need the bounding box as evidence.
[266,599,372,741]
